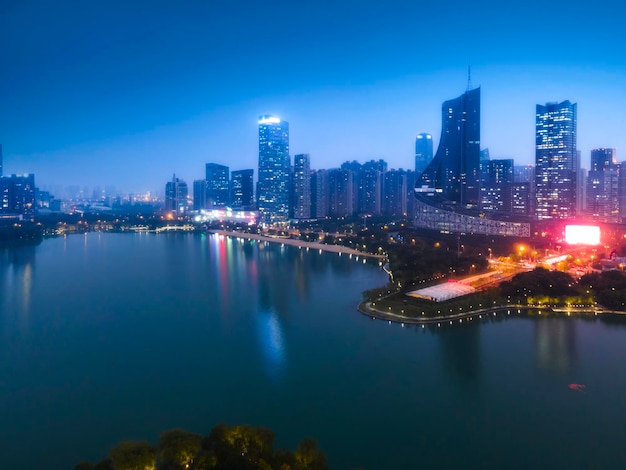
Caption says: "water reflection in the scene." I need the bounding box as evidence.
[0,246,36,320]
[256,309,286,381]
[535,318,577,376]
[439,322,482,387]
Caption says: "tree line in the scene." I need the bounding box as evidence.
[75,423,331,470]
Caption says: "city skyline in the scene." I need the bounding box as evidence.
[2,1,625,192]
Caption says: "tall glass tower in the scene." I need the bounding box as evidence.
[205,163,230,207]
[258,115,290,223]
[535,101,577,220]
[293,154,311,219]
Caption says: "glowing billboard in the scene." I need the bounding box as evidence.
[564,225,601,245]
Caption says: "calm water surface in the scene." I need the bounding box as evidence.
[1,233,626,469]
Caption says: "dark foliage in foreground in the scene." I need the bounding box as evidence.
[75,423,329,470]
[580,270,626,310]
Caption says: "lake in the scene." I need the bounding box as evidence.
[1,232,626,469]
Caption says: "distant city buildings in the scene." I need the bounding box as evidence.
[257,115,290,223]
[165,174,188,215]
[535,100,578,220]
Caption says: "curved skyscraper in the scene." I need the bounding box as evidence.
[414,87,529,237]
[415,87,481,209]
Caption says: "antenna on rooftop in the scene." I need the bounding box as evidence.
[467,61,472,91]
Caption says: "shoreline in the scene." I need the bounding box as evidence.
[209,229,387,259]
[358,300,626,325]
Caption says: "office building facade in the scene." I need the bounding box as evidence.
[0,173,36,221]
[586,148,618,222]
[205,163,230,207]
[231,169,254,209]
[257,115,290,223]
[293,154,311,219]
[535,100,577,220]
[415,87,481,209]
[415,133,433,176]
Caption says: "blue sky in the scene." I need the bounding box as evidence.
[1,0,625,194]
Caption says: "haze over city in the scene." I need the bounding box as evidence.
[2,0,625,193]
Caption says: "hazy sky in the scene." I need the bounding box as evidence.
[2,0,625,194]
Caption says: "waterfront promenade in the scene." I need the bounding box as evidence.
[210,229,387,259]
[359,299,625,326]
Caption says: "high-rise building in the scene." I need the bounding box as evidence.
[257,115,290,223]
[415,133,433,176]
[165,174,188,215]
[311,169,329,219]
[415,87,481,209]
[0,173,36,221]
[535,100,577,220]
[231,169,254,209]
[480,159,513,213]
[205,163,230,207]
[328,168,354,217]
[293,154,311,219]
[0,144,3,177]
[383,169,408,217]
[586,148,618,222]
[193,179,208,210]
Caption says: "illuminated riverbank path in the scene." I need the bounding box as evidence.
[210,229,387,259]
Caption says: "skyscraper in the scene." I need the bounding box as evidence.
[415,87,481,209]
[293,154,311,219]
[535,100,577,220]
[231,169,254,209]
[257,115,290,223]
[193,179,208,210]
[205,163,230,207]
[415,133,433,176]
[0,144,3,177]
[586,148,618,222]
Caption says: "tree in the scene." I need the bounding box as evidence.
[158,428,202,469]
[293,438,328,470]
[109,440,156,470]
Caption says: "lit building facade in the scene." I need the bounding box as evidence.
[257,115,290,223]
[480,159,513,213]
[535,100,577,220]
[193,179,208,210]
[311,169,329,219]
[231,169,254,209]
[0,173,36,221]
[205,163,230,207]
[415,133,433,176]
[586,148,618,222]
[165,174,188,215]
[293,154,311,219]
